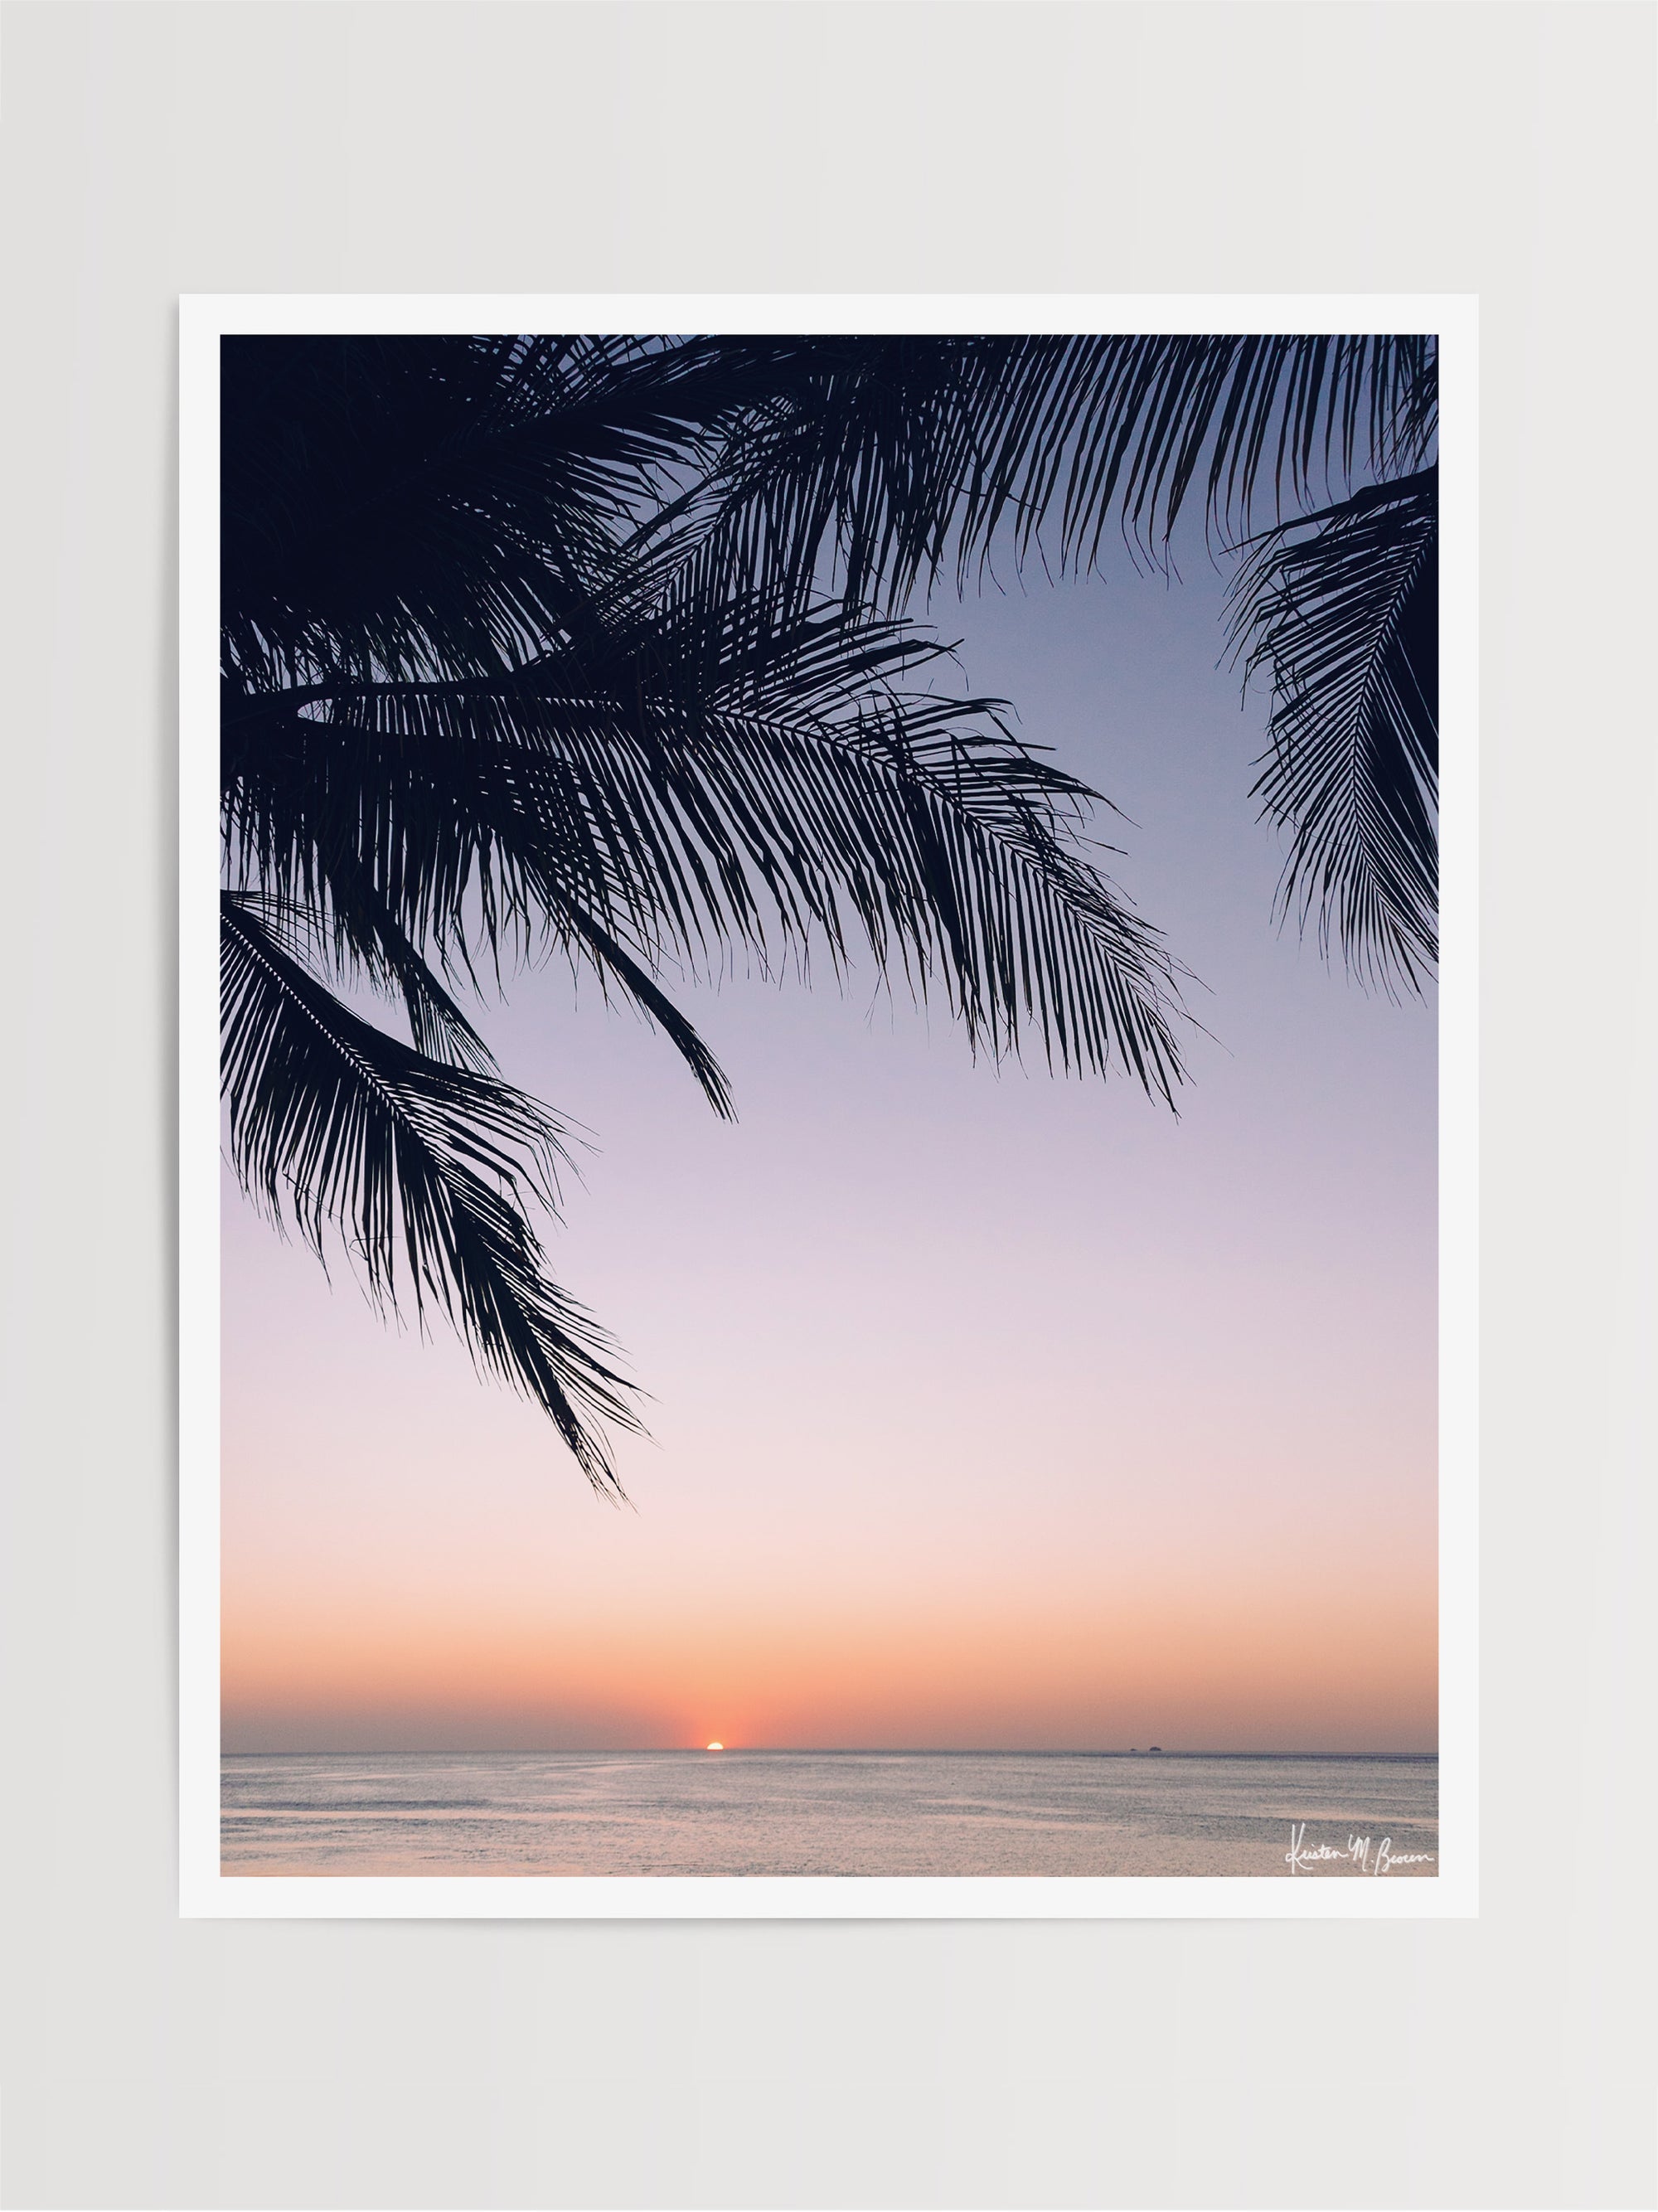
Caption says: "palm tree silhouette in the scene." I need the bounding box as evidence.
[221,334,1437,1492]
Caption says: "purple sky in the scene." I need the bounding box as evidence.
[222,556,1437,1753]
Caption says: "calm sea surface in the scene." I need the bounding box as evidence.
[221,1750,1437,1876]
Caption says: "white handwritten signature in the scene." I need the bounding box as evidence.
[1285,1821,1436,1875]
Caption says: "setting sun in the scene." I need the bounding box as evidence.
[705,1741,724,1751]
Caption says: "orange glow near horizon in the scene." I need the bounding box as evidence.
[220,1533,1437,1754]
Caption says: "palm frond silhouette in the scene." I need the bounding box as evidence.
[221,333,1437,1491]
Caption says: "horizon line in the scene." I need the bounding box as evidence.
[222,1744,1440,1761]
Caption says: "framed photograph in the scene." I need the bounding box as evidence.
[180,295,1476,1917]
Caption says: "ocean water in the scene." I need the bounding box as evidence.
[221,1749,1437,1877]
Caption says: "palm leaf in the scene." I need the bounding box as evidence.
[224,598,1186,1099]
[1228,468,1437,987]
[221,892,638,1493]
[658,335,1437,627]
[563,908,736,1119]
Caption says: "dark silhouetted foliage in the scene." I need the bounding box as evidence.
[221,333,1437,1489]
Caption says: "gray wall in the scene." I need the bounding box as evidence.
[2,4,1654,2205]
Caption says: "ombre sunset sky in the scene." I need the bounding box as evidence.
[221,566,1437,1755]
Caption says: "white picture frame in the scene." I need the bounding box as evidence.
[181,293,1478,1919]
